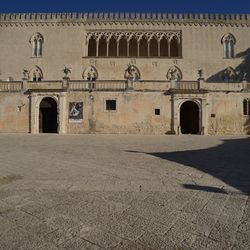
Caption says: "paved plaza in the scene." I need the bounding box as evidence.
[0,134,250,249]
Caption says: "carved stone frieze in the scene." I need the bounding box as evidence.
[86,30,181,42]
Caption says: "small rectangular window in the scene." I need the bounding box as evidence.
[155,108,160,115]
[243,100,249,116]
[106,100,116,111]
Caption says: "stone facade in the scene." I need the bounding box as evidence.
[0,13,250,135]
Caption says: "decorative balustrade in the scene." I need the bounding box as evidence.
[2,79,250,93]
[0,81,23,91]
[245,83,250,90]
[69,80,127,90]
[173,81,199,90]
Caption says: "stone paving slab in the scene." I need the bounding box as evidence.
[0,134,250,249]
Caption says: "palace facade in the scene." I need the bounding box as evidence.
[0,13,250,135]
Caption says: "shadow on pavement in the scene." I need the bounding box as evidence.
[126,137,250,195]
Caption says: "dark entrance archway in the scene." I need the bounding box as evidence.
[180,101,200,134]
[39,97,58,133]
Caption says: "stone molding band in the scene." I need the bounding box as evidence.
[0,13,249,26]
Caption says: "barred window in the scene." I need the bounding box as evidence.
[105,99,116,111]
[243,99,250,115]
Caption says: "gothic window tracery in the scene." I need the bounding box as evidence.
[167,66,182,81]
[160,37,168,57]
[139,36,148,57]
[98,35,107,56]
[124,64,140,81]
[108,36,117,57]
[87,31,182,58]
[29,66,43,81]
[169,36,179,57]
[222,33,236,59]
[118,36,127,57]
[129,36,138,57]
[88,36,96,57]
[149,36,158,57]
[30,33,44,57]
[222,67,237,82]
[83,66,98,81]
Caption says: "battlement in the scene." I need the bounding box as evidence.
[0,12,250,24]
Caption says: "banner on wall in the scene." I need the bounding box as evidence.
[69,102,83,122]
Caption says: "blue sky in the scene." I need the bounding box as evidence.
[0,0,249,14]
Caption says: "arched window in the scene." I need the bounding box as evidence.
[139,36,148,57]
[149,37,158,57]
[88,36,96,56]
[170,36,179,57]
[83,66,98,81]
[118,36,127,57]
[167,66,182,81]
[222,67,237,82]
[108,36,117,57]
[30,33,44,57]
[29,66,43,82]
[160,37,168,57]
[98,36,107,57]
[124,64,140,81]
[222,34,236,59]
[243,99,250,116]
[129,36,138,57]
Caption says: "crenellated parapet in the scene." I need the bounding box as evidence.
[0,13,250,26]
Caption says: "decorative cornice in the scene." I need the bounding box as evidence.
[0,13,250,27]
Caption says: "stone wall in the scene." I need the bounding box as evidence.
[0,92,29,133]
[67,91,171,134]
[0,14,249,82]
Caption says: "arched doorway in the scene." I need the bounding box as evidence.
[39,97,58,133]
[180,101,200,134]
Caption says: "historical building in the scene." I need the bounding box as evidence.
[0,13,250,135]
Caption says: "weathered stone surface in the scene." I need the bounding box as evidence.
[0,134,249,249]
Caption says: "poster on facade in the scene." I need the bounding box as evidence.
[69,102,83,122]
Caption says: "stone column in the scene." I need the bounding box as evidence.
[96,41,99,57]
[157,40,160,57]
[147,41,150,57]
[106,40,109,57]
[117,40,119,56]
[86,39,89,57]
[58,93,67,134]
[37,40,41,57]
[127,40,129,57]
[168,40,171,57]
[201,99,207,135]
[137,40,140,57]
[30,93,39,134]
[32,40,36,57]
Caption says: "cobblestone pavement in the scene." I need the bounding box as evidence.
[0,134,250,250]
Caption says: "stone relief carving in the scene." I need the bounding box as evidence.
[87,31,181,43]
[124,64,140,81]
[63,66,71,78]
[83,66,98,80]
[222,67,237,82]
[29,66,43,81]
[167,66,182,81]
